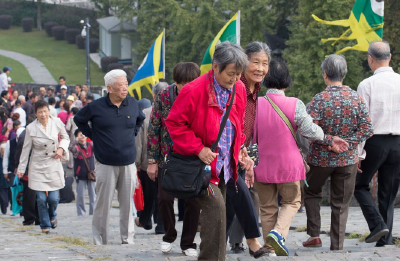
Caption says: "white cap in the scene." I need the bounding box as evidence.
[61,85,67,90]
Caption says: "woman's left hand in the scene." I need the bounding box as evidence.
[52,148,64,159]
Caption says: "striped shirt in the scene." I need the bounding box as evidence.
[214,77,235,184]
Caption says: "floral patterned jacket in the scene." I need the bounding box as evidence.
[307,85,373,167]
[147,85,177,167]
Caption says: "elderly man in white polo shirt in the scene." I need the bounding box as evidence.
[355,41,400,247]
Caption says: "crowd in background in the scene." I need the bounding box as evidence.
[0,40,399,261]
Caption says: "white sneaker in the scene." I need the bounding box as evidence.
[182,248,198,257]
[161,241,172,253]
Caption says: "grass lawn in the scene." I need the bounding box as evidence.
[0,54,34,83]
[0,26,105,86]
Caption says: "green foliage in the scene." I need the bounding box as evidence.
[384,1,400,73]
[284,0,367,103]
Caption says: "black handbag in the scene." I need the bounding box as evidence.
[161,84,236,199]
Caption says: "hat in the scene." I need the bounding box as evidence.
[3,66,11,73]
[61,85,67,90]
[138,98,152,110]
[66,95,74,102]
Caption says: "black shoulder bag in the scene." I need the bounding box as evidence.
[161,84,236,199]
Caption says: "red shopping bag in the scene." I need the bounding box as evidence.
[133,177,144,212]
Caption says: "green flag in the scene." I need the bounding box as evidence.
[200,11,240,75]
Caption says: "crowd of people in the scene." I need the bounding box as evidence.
[0,40,399,261]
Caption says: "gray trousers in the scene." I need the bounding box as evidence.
[92,160,137,245]
[76,179,96,216]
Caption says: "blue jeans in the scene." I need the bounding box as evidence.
[36,190,59,229]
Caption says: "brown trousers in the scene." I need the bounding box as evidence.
[157,169,200,250]
[196,175,227,261]
[255,181,301,251]
[304,164,357,250]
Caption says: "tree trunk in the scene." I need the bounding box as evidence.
[37,0,42,31]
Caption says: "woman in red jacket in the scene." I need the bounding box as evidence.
[165,42,254,261]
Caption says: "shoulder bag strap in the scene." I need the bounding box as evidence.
[77,144,92,172]
[169,83,176,107]
[210,84,236,152]
[264,95,299,148]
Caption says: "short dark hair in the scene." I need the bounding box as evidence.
[29,93,38,100]
[263,59,292,90]
[173,62,201,84]
[75,84,82,89]
[1,90,8,98]
[15,100,21,106]
[71,107,79,115]
[34,100,49,113]
[70,90,77,95]
[87,93,94,101]
[59,76,66,81]
[13,120,21,129]
[48,97,56,105]
[74,128,82,137]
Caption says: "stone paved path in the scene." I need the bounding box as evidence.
[0,49,57,85]
[1,196,400,261]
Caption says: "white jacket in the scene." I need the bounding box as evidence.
[18,116,70,191]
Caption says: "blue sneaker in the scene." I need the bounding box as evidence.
[266,230,289,256]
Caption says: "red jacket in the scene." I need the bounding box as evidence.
[165,70,247,185]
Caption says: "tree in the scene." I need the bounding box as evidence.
[383,0,400,72]
[283,0,367,103]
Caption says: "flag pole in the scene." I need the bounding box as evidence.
[162,28,166,79]
[237,10,240,45]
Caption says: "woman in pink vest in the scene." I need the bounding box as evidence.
[253,59,348,256]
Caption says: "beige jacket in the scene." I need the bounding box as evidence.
[135,107,152,171]
[18,116,70,191]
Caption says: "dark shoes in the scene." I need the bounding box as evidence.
[365,224,389,243]
[50,219,57,229]
[303,237,322,247]
[231,243,246,254]
[249,247,277,258]
[42,229,50,234]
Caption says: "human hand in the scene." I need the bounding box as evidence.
[244,168,254,188]
[4,174,9,182]
[198,147,218,165]
[330,136,349,153]
[16,172,24,179]
[52,147,64,159]
[357,160,362,173]
[147,164,158,182]
[239,148,254,171]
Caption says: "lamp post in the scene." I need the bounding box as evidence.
[80,18,91,91]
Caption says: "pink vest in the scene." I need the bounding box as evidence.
[253,93,305,183]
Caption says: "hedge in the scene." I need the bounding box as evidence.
[0,15,12,30]
[76,34,85,49]
[44,22,58,36]
[52,25,66,40]
[107,63,124,73]
[64,28,80,44]
[89,39,99,53]
[101,57,119,72]
[22,17,34,32]
[0,1,99,38]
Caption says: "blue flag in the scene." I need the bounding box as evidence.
[129,30,165,99]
